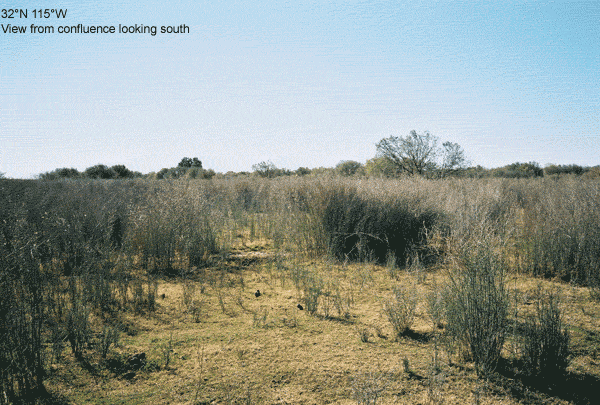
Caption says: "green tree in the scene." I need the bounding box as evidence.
[252,161,278,178]
[295,167,312,176]
[364,157,402,178]
[56,167,81,178]
[156,168,169,179]
[110,165,134,179]
[544,164,584,176]
[376,130,438,176]
[492,162,543,178]
[85,164,116,179]
[39,168,81,180]
[440,141,468,177]
[178,157,202,168]
[335,160,364,176]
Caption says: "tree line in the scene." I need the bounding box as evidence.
[31,132,600,181]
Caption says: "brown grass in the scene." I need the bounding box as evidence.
[3,177,600,404]
[42,239,600,404]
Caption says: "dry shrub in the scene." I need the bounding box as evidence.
[521,287,570,378]
[442,231,509,377]
[382,285,418,339]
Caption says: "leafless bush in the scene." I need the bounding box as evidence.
[350,371,390,405]
[99,325,120,359]
[521,287,570,377]
[442,233,509,377]
[382,285,418,339]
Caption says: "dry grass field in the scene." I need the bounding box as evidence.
[39,241,600,405]
[1,176,600,404]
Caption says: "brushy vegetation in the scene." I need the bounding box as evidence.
[382,285,418,339]
[521,286,571,378]
[1,175,599,403]
[442,231,510,377]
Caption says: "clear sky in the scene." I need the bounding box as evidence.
[1,1,599,178]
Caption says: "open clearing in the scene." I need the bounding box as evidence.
[43,240,600,404]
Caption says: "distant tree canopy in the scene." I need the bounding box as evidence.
[155,166,215,180]
[441,141,468,176]
[31,152,596,181]
[375,130,467,177]
[85,164,115,179]
[364,157,402,178]
[295,167,312,176]
[38,167,81,180]
[39,165,142,180]
[491,162,543,178]
[178,157,202,168]
[376,130,438,176]
[252,161,279,178]
[335,160,364,176]
[544,164,585,176]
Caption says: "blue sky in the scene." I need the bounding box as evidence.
[1,1,599,178]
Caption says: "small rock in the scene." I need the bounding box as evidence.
[255,290,261,298]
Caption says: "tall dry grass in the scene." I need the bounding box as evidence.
[1,174,598,400]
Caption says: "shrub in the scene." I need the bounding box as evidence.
[110,164,135,179]
[67,300,91,359]
[319,184,438,265]
[335,160,364,176]
[442,235,509,377]
[516,178,600,285]
[350,371,390,405]
[124,184,221,273]
[0,234,51,401]
[39,167,82,180]
[99,326,120,359]
[521,287,570,378]
[382,285,418,338]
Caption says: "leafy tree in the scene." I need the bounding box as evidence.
[364,157,402,178]
[185,167,216,179]
[295,167,312,176]
[376,131,469,177]
[156,168,169,179]
[85,164,116,179]
[461,165,489,178]
[376,130,439,176]
[544,164,585,176]
[440,141,468,176]
[335,160,364,176]
[252,161,278,178]
[56,168,81,178]
[492,162,543,178]
[202,169,216,179]
[110,165,134,179]
[39,168,81,180]
[178,157,202,168]
[170,166,188,179]
[309,167,335,177]
[0,172,5,179]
